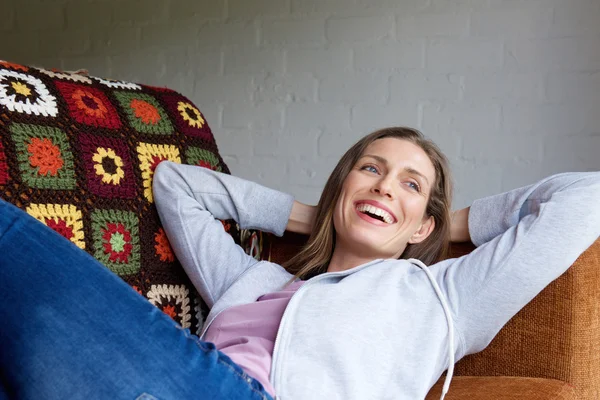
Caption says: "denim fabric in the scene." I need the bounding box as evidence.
[0,198,273,400]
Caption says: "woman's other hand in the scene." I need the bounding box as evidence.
[450,207,471,243]
[286,201,317,235]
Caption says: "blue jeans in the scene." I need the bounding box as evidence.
[0,199,273,400]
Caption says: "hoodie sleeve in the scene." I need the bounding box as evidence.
[431,172,600,357]
[152,161,295,308]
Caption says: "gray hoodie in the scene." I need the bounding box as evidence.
[153,161,600,400]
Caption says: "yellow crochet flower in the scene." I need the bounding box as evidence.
[92,147,125,185]
[177,101,205,129]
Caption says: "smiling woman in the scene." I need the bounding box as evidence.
[285,127,453,279]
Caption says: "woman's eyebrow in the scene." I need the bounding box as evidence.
[361,154,430,186]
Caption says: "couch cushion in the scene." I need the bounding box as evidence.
[426,376,576,400]
[0,60,252,335]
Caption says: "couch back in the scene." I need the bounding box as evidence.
[0,60,266,335]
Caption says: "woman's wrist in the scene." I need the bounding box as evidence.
[286,201,316,235]
[450,207,471,243]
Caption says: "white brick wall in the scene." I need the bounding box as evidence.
[2,0,600,207]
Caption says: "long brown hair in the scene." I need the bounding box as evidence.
[283,127,453,280]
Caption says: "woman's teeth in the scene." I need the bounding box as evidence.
[356,203,394,224]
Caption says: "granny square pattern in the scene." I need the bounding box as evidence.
[55,81,121,129]
[113,91,174,135]
[9,123,76,190]
[0,59,262,333]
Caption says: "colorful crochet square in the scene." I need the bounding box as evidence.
[54,81,121,129]
[91,209,140,276]
[113,91,174,135]
[9,123,76,190]
[147,284,191,328]
[0,69,58,117]
[136,142,181,203]
[154,227,175,263]
[92,76,142,90]
[78,133,136,199]
[0,141,8,185]
[185,147,222,171]
[161,94,213,141]
[26,203,85,249]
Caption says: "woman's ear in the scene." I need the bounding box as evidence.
[408,215,435,244]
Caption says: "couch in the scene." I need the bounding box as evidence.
[1,60,598,399]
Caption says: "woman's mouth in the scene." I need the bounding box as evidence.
[355,202,396,225]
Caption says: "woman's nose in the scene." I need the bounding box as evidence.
[371,178,394,199]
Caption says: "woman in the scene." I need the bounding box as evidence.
[1,127,599,400]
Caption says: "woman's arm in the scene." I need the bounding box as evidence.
[430,172,600,357]
[286,201,316,235]
[153,161,295,308]
[450,207,471,243]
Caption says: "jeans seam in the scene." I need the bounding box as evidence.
[177,325,270,400]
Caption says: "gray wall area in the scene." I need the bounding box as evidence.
[2,0,599,207]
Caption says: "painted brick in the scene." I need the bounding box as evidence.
[285,103,350,130]
[428,0,491,12]
[326,16,394,43]
[291,0,427,14]
[389,72,460,102]
[397,12,469,38]
[198,21,258,49]
[350,103,420,134]
[461,133,544,163]
[318,129,366,157]
[222,102,283,129]
[37,31,91,57]
[421,102,501,144]
[66,2,112,29]
[287,157,339,186]
[15,1,65,30]
[0,4,15,31]
[545,72,600,103]
[286,47,352,76]
[109,50,166,85]
[542,135,600,173]
[225,156,289,186]
[354,40,425,71]
[223,48,283,74]
[470,8,553,37]
[169,0,225,20]
[550,3,600,37]
[217,129,254,156]
[276,129,321,157]
[253,73,317,103]
[91,26,141,55]
[227,0,291,19]
[427,38,504,70]
[451,160,503,208]
[505,38,600,71]
[141,23,201,50]
[462,72,543,101]
[261,19,326,46]
[195,74,255,103]
[319,73,388,104]
[501,103,600,136]
[112,0,169,25]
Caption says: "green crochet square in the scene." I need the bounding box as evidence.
[91,209,141,276]
[113,91,174,135]
[185,147,222,171]
[9,123,76,190]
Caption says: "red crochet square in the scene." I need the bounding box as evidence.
[0,141,8,185]
[161,94,213,142]
[54,81,121,129]
[78,133,136,199]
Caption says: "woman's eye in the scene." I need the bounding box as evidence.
[406,181,421,192]
[361,165,378,173]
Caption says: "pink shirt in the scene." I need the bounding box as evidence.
[203,280,305,397]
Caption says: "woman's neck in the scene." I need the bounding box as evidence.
[327,245,377,273]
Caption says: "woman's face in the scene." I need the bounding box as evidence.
[333,138,437,260]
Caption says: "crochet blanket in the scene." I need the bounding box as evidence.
[0,59,267,334]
